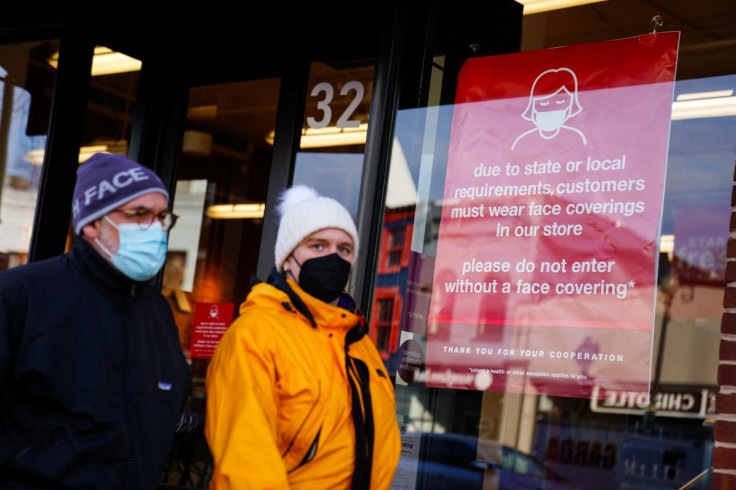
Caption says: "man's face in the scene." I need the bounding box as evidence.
[82,191,169,257]
[282,228,355,284]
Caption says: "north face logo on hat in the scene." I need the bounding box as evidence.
[81,168,151,206]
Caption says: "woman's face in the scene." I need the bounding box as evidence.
[282,228,355,283]
[532,86,573,132]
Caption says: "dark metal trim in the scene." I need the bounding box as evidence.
[128,62,190,290]
[0,20,64,45]
[129,63,189,197]
[28,27,93,261]
[350,2,407,314]
[256,63,311,280]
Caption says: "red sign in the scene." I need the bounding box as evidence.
[189,302,235,359]
[426,33,679,398]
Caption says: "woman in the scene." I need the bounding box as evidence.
[205,185,401,489]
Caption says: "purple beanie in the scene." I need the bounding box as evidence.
[72,153,169,235]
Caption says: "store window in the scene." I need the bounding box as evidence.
[380,1,735,489]
[372,287,401,361]
[387,229,404,267]
[292,61,375,216]
[0,40,59,271]
[379,210,414,275]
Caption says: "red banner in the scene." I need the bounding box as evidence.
[425,33,679,398]
[190,302,235,359]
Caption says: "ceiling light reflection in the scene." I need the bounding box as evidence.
[517,0,607,15]
[48,46,141,76]
[266,123,368,149]
[206,203,266,219]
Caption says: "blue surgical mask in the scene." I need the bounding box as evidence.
[96,216,168,281]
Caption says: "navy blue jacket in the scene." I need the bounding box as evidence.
[0,239,191,489]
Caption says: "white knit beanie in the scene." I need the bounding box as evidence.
[274,185,359,271]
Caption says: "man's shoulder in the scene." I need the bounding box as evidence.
[0,254,70,291]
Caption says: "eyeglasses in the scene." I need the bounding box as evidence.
[111,207,179,232]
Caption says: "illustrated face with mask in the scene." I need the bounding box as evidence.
[282,228,356,305]
[531,86,573,135]
[83,192,170,281]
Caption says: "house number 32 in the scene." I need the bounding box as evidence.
[307,81,365,129]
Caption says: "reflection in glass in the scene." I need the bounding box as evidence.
[0,40,59,271]
[381,69,729,490]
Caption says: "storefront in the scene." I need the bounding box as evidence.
[1,1,734,488]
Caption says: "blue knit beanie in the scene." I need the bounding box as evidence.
[72,153,169,235]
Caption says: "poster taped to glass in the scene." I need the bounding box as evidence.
[425,33,680,399]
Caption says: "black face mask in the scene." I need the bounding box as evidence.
[292,253,351,303]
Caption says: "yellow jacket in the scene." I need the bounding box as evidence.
[205,268,401,489]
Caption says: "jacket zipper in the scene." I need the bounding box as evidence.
[283,381,322,471]
[122,287,134,480]
[287,429,321,474]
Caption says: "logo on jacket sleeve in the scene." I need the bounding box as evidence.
[158,381,173,391]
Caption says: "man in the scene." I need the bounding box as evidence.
[205,185,401,489]
[0,153,191,489]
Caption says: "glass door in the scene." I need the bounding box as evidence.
[159,77,282,487]
[160,55,379,488]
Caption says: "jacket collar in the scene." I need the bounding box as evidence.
[69,237,144,302]
[252,267,368,344]
[262,266,316,327]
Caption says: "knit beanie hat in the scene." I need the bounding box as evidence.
[72,152,169,235]
[274,185,359,270]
